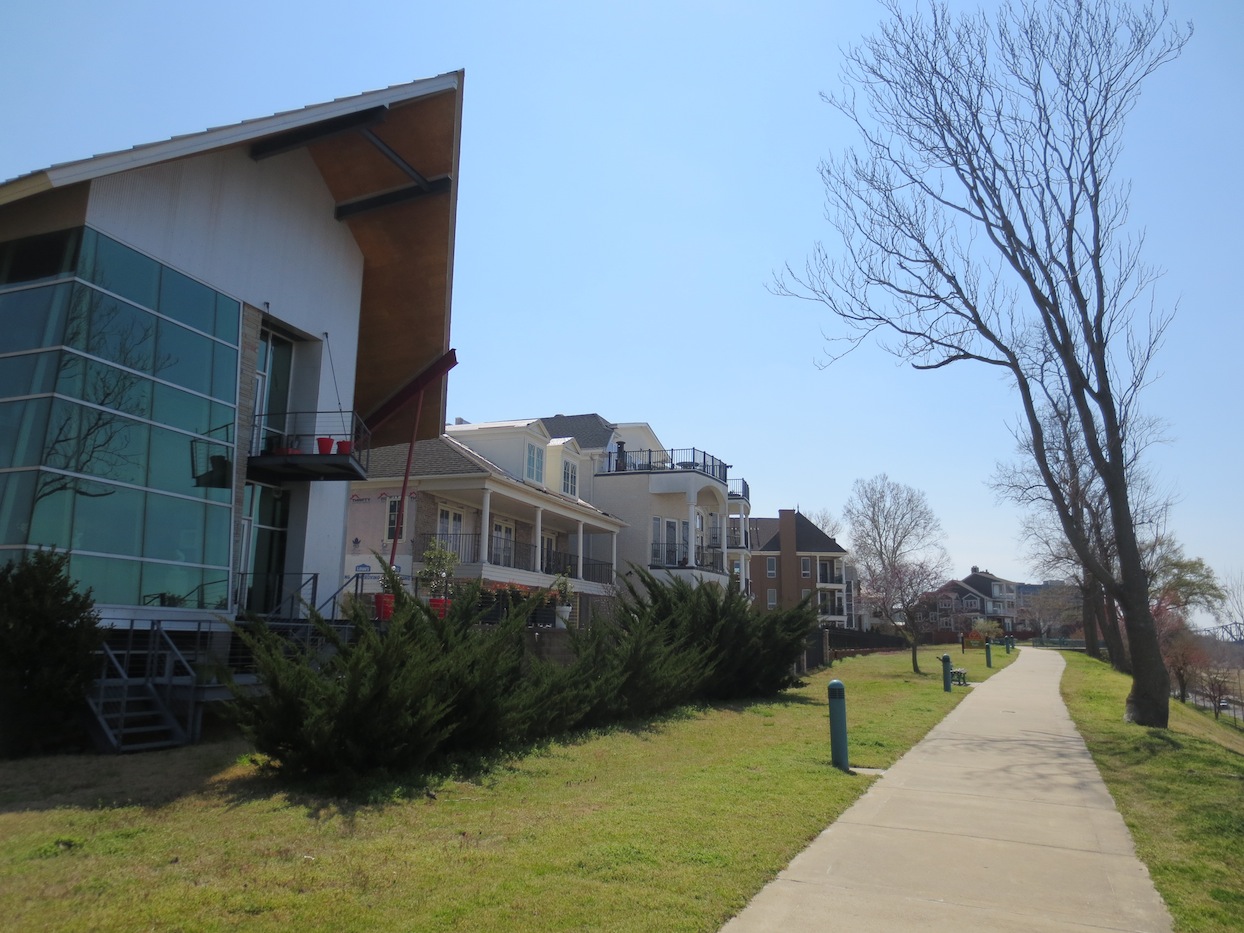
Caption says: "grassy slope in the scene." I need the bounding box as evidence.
[0,647,1010,932]
[1060,652,1244,933]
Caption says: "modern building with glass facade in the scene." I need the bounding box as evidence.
[0,74,463,632]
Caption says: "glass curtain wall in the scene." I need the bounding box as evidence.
[0,227,240,610]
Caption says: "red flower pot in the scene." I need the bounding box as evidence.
[374,593,395,621]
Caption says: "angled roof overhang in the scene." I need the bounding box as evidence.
[0,72,465,448]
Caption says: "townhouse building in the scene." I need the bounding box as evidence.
[345,429,625,625]
[748,509,855,626]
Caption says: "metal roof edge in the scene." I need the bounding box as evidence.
[0,71,463,200]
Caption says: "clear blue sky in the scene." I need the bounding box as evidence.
[3,1,1239,596]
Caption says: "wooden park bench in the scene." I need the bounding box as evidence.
[951,667,969,686]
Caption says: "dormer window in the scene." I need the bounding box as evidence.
[562,459,577,497]
[526,442,544,483]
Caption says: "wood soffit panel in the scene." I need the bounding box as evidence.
[297,88,459,447]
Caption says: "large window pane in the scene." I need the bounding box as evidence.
[70,554,140,606]
[143,494,204,563]
[155,319,212,395]
[0,228,80,286]
[141,562,205,608]
[28,478,74,549]
[215,293,240,344]
[78,229,159,310]
[72,480,144,557]
[153,382,210,435]
[158,267,215,334]
[43,399,147,485]
[83,287,156,372]
[0,398,50,469]
[0,283,71,351]
[0,351,60,398]
[0,472,36,545]
[80,359,152,420]
[204,502,230,566]
[211,343,237,403]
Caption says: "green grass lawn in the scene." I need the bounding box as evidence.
[0,646,1007,932]
[1060,652,1244,933]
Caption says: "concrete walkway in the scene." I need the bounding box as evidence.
[721,647,1172,932]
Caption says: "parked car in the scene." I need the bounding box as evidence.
[1219,699,1231,710]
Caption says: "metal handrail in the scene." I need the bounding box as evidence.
[602,447,729,482]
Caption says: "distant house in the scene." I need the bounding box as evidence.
[749,509,857,627]
[928,566,1021,633]
[534,414,747,589]
[346,431,625,625]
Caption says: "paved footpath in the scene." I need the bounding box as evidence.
[721,647,1172,932]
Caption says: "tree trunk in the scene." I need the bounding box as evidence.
[1113,578,1170,727]
[910,636,921,675]
[1096,587,1129,674]
[1080,570,1101,661]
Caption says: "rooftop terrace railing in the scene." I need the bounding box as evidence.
[602,447,728,483]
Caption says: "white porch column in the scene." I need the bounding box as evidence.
[576,521,585,580]
[687,498,697,568]
[534,506,543,573]
[480,489,491,564]
[611,531,618,580]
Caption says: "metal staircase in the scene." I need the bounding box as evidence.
[88,623,200,752]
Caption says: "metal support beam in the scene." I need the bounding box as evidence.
[249,106,389,160]
[334,175,451,220]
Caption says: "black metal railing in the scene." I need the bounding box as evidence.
[414,533,614,585]
[234,572,318,618]
[649,543,725,574]
[602,447,728,483]
[251,410,371,467]
[818,569,845,585]
[414,532,482,565]
[728,478,750,501]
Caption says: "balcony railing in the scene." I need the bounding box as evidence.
[247,410,370,482]
[818,570,845,585]
[649,543,726,574]
[413,533,613,584]
[728,478,750,502]
[602,447,728,483]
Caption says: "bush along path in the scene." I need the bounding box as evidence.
[226,567,819,787]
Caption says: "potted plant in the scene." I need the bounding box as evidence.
[550,574,573,628]
[374,565,401,622]
[418,538,458,618]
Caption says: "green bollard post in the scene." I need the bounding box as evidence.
[1005,636,1012,655]
[828,679,849,771]
[941,653,952,692]
[985,638,993,668]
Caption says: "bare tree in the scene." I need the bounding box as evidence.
[807,507,843,539]
[843,474,949,673]
[779,0,1189,726]
[1212,571,1244,643]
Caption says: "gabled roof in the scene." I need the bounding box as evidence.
[751,512,847,555]
[367,436,490,480]
[537,414,617,451]
[1,74,465,450]
[363,435,624,524]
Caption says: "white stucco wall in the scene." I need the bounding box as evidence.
[85,147,364,596]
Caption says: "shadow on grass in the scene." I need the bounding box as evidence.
[2,676,835,820]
